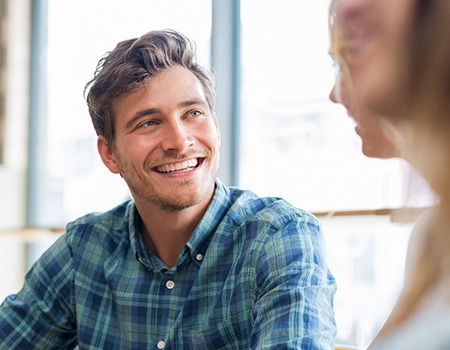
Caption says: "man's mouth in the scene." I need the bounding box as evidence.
[154,158,202,174]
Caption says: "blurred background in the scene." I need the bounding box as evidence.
[0,0,435,347]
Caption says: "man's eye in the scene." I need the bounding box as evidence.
[140,120,157,128]
[190,110,202,117]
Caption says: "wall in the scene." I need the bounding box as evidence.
[0,0,30,230]
[0,0,30,301]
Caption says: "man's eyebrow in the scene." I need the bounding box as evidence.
[125,108,159,130]
[178,98,208,108]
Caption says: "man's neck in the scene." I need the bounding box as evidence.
[136,199,211,268]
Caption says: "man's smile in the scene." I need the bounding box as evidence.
[153,158,203,173]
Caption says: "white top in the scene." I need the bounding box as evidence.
[371,278,450,350]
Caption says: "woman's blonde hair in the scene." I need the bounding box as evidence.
[391,0,450,327]
[374,0,450,337]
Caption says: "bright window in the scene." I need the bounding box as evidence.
[239,0,409,212]
[239,1,433,347]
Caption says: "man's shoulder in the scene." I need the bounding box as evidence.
[64,200,134,245]
[221,187,324,259]
[226,186,318,228]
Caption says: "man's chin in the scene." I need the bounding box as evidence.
[150,188,204,211]
[158,202,195,212]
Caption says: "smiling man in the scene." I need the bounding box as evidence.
[0,30,336,349]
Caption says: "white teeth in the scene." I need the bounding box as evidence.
[156,158,198,173]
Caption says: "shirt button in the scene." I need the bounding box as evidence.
[196,253,203,261]
[166,280,175,290]
[157,340,166,349]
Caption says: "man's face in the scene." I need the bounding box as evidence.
[98,65,220,212]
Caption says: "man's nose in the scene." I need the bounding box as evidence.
[161,121,194,152]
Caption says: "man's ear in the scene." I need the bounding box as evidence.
[97,135,121,174]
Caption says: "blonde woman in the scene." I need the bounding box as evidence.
[329,0,450,348]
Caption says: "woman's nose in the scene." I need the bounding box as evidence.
[329,85,338,103]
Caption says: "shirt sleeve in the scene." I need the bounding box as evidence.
[0,234,77,349]
[251,212,337,349]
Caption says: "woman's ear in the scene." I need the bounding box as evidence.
[97,135,121,174]
[213,113,221,144]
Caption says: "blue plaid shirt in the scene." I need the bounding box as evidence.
[0,180,336,349]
